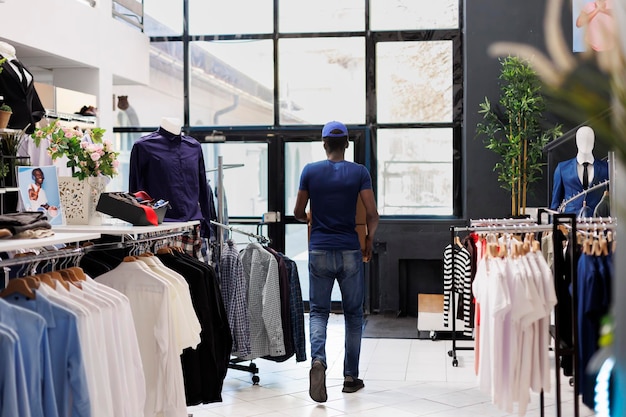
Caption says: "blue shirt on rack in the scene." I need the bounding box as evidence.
[0,326,31,417]
[129,127,213,236]
[0,298,59,417]
[6,291,91,417]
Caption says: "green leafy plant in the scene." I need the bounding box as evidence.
[0,162,8,179]
[0,103,11,112]
[31,119,120,180]
[476,56,562,216]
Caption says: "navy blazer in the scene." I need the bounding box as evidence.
[0,55,45,134]
[550,158,609,214]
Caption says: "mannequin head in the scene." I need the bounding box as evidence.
[160,117,181,135]
[0,41,16,60]
[576,126,595,155]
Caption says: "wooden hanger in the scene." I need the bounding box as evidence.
[156,247,173,255]
[48,271,70,291]
[69,267,87,281]
[36,273,56,289]
[21,276,40,289]
[454,236,462,248]
[0,278,35,299]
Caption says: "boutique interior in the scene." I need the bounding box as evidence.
[0,1,624,416]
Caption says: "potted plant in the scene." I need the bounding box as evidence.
[476,56,562,217]
[31,119,120,224]
[0,103,12,129]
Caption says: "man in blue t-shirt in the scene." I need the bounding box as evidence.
[293,121,379,402]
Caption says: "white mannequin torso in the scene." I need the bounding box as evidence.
[160,117,181,135]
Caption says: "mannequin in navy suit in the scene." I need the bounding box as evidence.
[550,126,609,214]
[0,41,45,134]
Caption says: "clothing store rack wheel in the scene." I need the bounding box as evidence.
[447,349,459,367]
[228,359,260,384]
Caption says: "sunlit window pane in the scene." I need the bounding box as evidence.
[284,142,354,214]
[144,0,183,36]
[278,38,365,125]
[189,0,273,35]
[377,41,453,124]
[112,41,184,192]
[377,129,453,215]
[202,142,268,217]
[189,40,274,126]
[285,225,341,302]
[370,0,458,30]
[278,0,364,33]
[113,42,184,128]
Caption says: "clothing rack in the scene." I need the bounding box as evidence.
[210,220,270,245]
[211,157,264,384]
[211,218,270,384]
[446,220,555,417]
[557,179,610,213]
[0,228,191,281]
[445,220,554,364]
[553,215,617,417]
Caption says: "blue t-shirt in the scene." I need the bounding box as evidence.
[299,160,372,250]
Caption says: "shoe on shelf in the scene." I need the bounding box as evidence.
[309,359,327,403]
[342,376,365,393]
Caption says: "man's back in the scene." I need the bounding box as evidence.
[302,159,370,251]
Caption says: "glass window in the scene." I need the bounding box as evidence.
[285,224,341,302]
[202,142,268,217]
[189,0,273,35]
[370,0,459,31]
[112,41,184,192]
[278,0,364,33]
[376,41,453,124]
[284,141,354,215]
[377,128,453,215]
[189,40,274,126]
[143,0,183,36]
[113,43,184,128]
[278,38,365,125]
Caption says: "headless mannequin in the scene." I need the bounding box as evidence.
[160,117,181,135]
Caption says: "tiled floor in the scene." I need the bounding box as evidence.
[187,314,595,417]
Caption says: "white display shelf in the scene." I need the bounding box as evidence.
[53,220,200,239]
[0,231,101,252]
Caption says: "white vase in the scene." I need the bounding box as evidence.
[58,176,108,225]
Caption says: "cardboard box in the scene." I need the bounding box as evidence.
[96,192,168,226]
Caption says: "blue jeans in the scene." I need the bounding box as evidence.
[308,249,364,378]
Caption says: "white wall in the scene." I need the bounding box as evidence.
[0,0,150,132]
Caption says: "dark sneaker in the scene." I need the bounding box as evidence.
[342,376,364,393]
[309,360,327,402]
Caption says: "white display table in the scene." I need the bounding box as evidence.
[53,220,200,239]
[0,231,101,253]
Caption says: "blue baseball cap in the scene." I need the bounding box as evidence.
[322,121,348,138]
